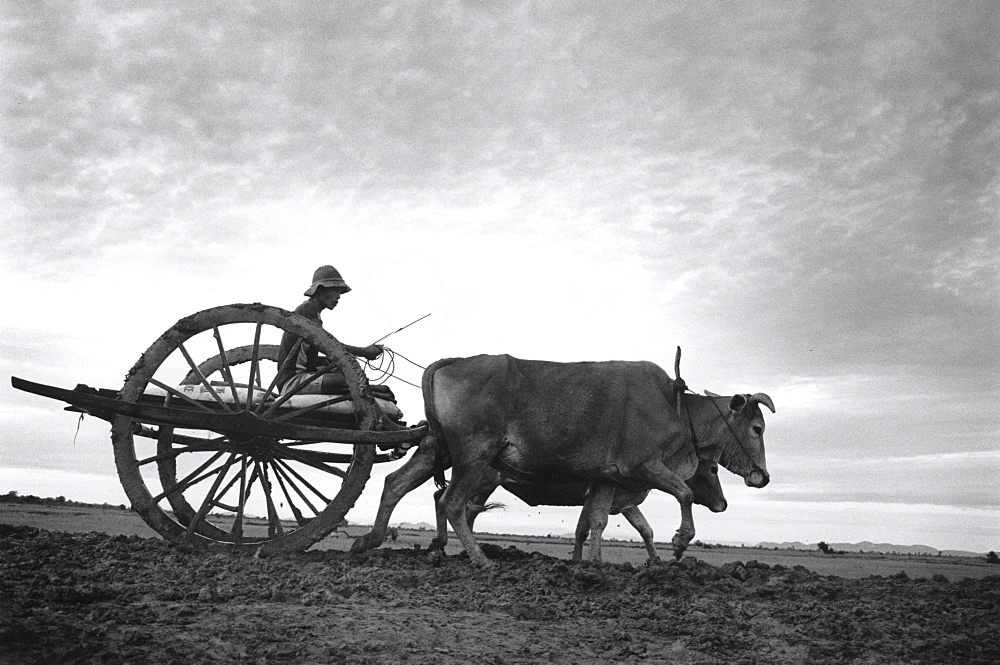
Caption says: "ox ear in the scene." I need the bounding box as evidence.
[705,390,721,397]
[750,393,776,413]
[728,394,748,413]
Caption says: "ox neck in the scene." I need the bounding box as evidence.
[680,395,720,461]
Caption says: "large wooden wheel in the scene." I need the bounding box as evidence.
[111,303,380,554]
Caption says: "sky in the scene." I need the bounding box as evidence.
[2,1,997,552]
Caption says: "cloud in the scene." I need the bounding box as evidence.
[3,1,997,551]
[765,450,1000,509]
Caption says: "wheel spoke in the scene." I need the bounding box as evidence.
[232,456,248,544]
[241,461,262,506]
[137,435,227,466]
[150,450,226,503]
[258,462,284,538]
[185,452,239,536]
[245,322,263,411]
[213,459,247,508]
[212,326,242,409]
[177,343,233,412]
[159,459,230,503]
[271,463,311,526]
[148,378,217,413]
[275,446,349,479]
[272,456,332,504]
[253,338,303,414]
[259,359,339,418]
[273,462,321,517]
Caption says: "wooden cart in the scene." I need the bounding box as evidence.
[11,303,426,555]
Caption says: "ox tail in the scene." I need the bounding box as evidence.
[422,357,464,490]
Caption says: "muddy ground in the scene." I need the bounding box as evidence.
[1,524,998,664]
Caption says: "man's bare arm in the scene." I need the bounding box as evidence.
[342,343,383,361]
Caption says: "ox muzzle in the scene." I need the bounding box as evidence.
[746,469,769,488]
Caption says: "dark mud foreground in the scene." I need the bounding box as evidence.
[1,525,997,664]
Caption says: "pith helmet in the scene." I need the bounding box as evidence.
[304,265,352,296]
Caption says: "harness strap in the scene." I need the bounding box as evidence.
[707,395,766,475]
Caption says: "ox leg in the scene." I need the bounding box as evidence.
[572,501,590,563]
[582,483,616,563]
[442,459,496,568]
[351,440,437,553]
[636,460,696,560]
[466,470,502,531]
[431,473,499,551]
[621,506,660,564]
[429,486,449,550]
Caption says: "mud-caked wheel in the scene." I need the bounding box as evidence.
[111,304,380,554]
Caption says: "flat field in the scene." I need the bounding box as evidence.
[2,502,992,580]
[2,503,998,664]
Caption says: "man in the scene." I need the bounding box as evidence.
[276,265,384,395]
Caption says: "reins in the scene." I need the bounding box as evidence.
[671,346,765,475]
[362,347,424,388]
[706,395,767,475]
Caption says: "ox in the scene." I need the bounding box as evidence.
[420,354,772,567]
[360,356,774,565]
[440,457,728,563]
[352,445,727,563]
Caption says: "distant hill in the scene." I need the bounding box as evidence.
[0,492,126,510]
[756,540,986,558]
[397,522,435,531]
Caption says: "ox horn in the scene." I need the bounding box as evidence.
[750,393,775,413]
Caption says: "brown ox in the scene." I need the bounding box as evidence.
[429,355,772,567]
[357,354,773,567]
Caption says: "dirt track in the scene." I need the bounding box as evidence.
[2,524,998,664]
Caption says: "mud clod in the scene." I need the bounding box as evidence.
[0,528,998,664]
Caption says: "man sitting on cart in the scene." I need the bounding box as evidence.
[276,265,384,396]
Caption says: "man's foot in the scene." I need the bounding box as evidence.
[389,441,414,460]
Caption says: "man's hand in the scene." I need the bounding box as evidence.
[361,344,384,361]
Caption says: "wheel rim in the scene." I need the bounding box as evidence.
[111,304,378,553]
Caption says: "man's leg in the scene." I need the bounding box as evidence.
[280,371,349,395]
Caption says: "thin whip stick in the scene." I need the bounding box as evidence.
[372,313,431,344]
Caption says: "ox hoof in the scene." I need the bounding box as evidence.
[671,535,690,560]
[428,538,446,552]
[350,535,378,553]
[470,555,497,571]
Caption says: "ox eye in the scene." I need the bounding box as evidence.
[752,425,763,436]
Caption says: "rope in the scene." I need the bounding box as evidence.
[706,395,767,475]
[363,347,396,385]
[73,413,84,445]
[390,349,426,370]
[676,383,765,476]
[360,346,424,389]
